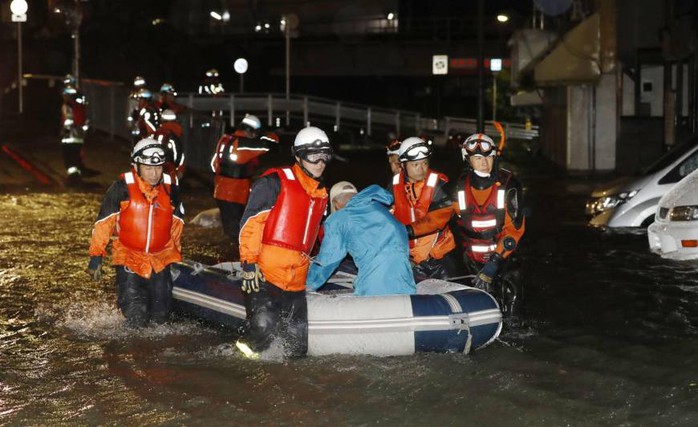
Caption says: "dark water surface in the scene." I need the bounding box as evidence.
[1,149,698,426]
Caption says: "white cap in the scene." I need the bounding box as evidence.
[329,181,357,212]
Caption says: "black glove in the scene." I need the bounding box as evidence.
[405,224,415,239]
[87,256,103,282]
[472,253,503,293]
[241,262,264,293]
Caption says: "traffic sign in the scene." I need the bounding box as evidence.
[432,55,448,75]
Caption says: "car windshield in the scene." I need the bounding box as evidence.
[642,135,698,175]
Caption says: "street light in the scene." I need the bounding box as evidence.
[10,0,28,114]
[281,14,299,126]
[490,58,502,121]
[234,58,248,93]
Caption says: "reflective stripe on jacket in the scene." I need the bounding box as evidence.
[453,168,525,263]
[392,170,455,264]
[261,167,328,255]
[211,130,276,204]
[239,163,327,291]
[88,169,184,278]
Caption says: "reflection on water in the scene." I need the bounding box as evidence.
[1,154,698,424]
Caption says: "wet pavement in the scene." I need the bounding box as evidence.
[1,120,698,425]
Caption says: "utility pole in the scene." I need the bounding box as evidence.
[477,0,484,132]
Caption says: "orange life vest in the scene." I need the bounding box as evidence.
[392,170,443,226]
[261,167,328,255]
[118,171,174,253]
[392,170,455,263]
[455,171,511,263]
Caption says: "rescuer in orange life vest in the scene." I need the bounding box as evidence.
[154,83,186,115]
[386,138,402,178]
[131,88,160,144]
[211,114,279,242]
[60,85,89,183]
[235,126,331,359]
[452,132,525,317]
[391,137,460,281]
[87,139,185,327]
[153,109,185,180]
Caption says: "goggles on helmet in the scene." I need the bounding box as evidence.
[400,142,432,162]
[386,139,401,156]
[464,139,496,157]
[132,143,166,166]
[299,148,333,164]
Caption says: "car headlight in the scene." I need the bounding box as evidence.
[589,190,638,214]
[669,205,698,221]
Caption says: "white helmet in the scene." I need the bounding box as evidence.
[293,126,333,164]
[161,109,176,122]
[240,114,261,131]
[462,133,496,160]
[131,138,166,166]
[160,82,176,95]
[386,139,401,156]
[133,87,152,100]
[63,74,76,87]
[398,137,432,163]
[294,126,330,149]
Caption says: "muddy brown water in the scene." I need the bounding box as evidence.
[1,139,698,425]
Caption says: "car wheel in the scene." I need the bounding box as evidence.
[640,214,655,228]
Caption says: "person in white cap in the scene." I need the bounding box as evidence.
[307,182,416,296]
[329,180,357,213]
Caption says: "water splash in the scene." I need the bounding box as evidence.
[40,299,206,341]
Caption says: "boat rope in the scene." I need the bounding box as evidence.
[191,262,205,275]
[464,322,473,354]
[440,293,473,354]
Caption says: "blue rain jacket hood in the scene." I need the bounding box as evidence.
[307,185,416,295]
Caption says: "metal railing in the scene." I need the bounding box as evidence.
[180,92,539,142]
[16,75,538,174]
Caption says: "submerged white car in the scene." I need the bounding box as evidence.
[647,168,698,260]
[586,137,698,227]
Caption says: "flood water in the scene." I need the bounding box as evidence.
[1,145,698,426]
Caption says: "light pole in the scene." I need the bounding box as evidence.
[234,58,248,93]
[52,1,83,83]
[10,0,28,114]
[281,14,298,126]
[490,58,502,121]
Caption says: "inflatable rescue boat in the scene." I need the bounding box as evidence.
[171,261,502,356]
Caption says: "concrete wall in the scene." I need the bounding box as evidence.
[566,73,617,171]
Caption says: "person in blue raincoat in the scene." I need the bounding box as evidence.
[306,183,416,296]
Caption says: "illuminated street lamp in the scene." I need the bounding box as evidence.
[210,11,230,22]
[233,57,248,93]
[10,0,28,114]
[490,58,502,121]
[496,14,509,23]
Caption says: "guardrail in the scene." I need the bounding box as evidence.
[15,75,538,174]
[181,92,539,143]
